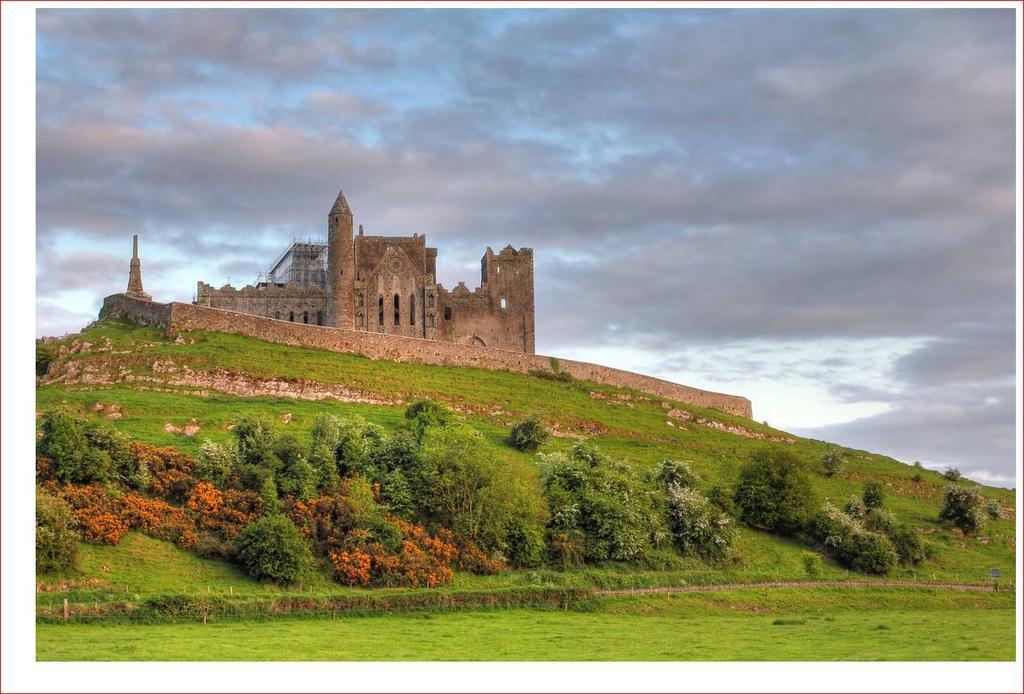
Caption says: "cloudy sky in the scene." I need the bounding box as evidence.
[35,9,1017,486]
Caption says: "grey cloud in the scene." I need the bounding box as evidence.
[37,9,392,89]
[796,386,1015,485]
[801,329,1016,485]
[36,251,124,296]
[36,301,97,338]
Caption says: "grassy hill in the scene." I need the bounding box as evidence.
[34,319,1017,660]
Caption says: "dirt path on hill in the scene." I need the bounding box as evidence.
[596,579,1010,596]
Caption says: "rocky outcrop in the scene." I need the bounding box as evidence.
[44,357,397,406]
[664,407,794,443]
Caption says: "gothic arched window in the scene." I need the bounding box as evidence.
[378,296,384,326]
[303,311,309,324]
[393,294,400,326]
[409,294,416,325]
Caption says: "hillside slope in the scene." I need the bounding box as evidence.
[37,318,1016,595]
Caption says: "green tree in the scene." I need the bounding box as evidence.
[939,485,985,533]
[36,488,78,573]
[417,425,547,565]
[986,499,1001,520]
[85,423,144,489]
[733,447,818,535]
[844,496,866,520]
[235,515,312,584]
[508,415,550,452]
[369,430,420,475]
[196,439,240,487]
[885,523,929,565]
[808,503,897,575]
[378,469,414,519]
[233,416,281,470]
[656,460,701,490]
[820,448,844,478]
[308,413,343,493]
[542,443,661,562]
[663,485,734,562]
[404,399,451,441]
[334,417,384,479]
[845,531,897,574]
[233,416,283,500]
[274,435,316,501]
[862,482,885,510]
[38,409,111,483]
[705,484,736,517]
[801,551,823,577]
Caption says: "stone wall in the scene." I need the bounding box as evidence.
[435,246,535,352]
[99,293,173,326]
[100,293,753,418]
[195,282,329,325]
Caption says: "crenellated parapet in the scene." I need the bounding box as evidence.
[196,281,329,300]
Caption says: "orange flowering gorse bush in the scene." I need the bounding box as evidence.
[190,486,264,539]
[329,548,373,585]
[119,493,197,549]
[326,519,457,588]
[44,482,197,549]
[76,507,130,545]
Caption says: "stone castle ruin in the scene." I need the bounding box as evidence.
[102,192,753,419]
[196,190,535,353]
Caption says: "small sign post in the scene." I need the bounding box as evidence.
[989,567,1001,591]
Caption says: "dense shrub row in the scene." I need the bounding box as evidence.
[36,401,989,584]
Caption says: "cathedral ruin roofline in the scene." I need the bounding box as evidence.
[196,187,535,352]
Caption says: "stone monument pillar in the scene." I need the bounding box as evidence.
[126,234,152,300]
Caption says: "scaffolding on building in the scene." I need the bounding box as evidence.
[256,237,328,288]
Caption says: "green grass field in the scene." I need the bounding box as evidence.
[37,589,1016,661]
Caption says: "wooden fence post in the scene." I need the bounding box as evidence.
[63,598,69,621]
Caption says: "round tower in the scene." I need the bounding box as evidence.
[327,189,355,328]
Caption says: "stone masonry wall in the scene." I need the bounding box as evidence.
[196,282,329,325]
[100,293,753,418]
[100,293,174,326]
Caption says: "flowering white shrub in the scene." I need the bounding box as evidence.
[664,484,734,562]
